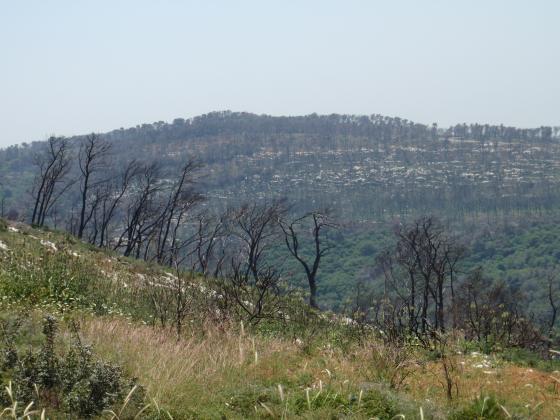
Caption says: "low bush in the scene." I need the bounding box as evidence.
[501,347,560,372]
[0,314,143,418]
[450,395,508,420]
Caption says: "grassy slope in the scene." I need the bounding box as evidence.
[82,316,560,419]
[1,221,560,418]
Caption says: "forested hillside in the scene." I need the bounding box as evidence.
[1,111,560,313]
[2,111,560,221]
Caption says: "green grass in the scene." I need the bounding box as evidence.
[1,220,560,418]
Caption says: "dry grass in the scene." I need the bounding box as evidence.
[407,353,560,418]
[79,317,301,415]
[77,316,560,418]
[78,317,424,418]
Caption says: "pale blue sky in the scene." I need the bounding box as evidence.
[1,1,559,147]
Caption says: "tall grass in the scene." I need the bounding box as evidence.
[78,316,434,418]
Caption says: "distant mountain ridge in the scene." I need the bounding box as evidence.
[6,110,560,149]
[89,111,560,145]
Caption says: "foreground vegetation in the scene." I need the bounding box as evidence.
[0,219,559,418]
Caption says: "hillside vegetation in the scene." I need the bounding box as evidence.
[2,113,560,418]
[2,112,560,313]
[281,217,560,315]
[0,220,560,419]
[2,112,560,222]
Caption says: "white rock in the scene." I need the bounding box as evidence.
[0,241,9,251]
[40,240,58,251]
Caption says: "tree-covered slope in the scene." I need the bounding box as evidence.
[2,112,560,314]
[2,111,560,222]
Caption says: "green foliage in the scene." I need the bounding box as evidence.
[5,113,560,312]
[2,112,559,229]
[224,385,398,419]
[450,395,508,420]
[0,246,100,309]
[1,221,560,417]
[291,388,398,418]
[0,314,141,418]
[290,217,560,315]
[0,219,7,233]
[464,219,560,319]
[359,390,398,418]
[0,236,155,321]
[501,347,560,372]
[291,389,352,414]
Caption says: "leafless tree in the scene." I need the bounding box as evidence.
[377,248,420,337]
[190,213,227,276]
[114,163,163,257]
[431,330,460,401]
[379,217,463,337]
[144,264,206,339]
[77,134,111,238]
[83,188,105,244]
[547,273,558,350]
[219,201,287,324]
[454,269,543,349]
[30,137,73,226]
[96,159,142,247]
[280,210,337,308]
[154,160,203,265]
[0,181,5,218]
[222,254,284,324]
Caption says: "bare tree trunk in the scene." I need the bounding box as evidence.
[30,137,72,226]
[77,134,111,239]
[280,210,337,309]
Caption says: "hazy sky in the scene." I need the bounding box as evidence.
[1,1,559,147]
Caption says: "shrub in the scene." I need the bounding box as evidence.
[0,218,7,232]
[501,347,560,372]
[0,315,143,418]
[359,390,398,418]
[364,341,415,390]
[450,395,508,420]
[291,387,397,418]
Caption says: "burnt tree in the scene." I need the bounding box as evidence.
[77,134,111,238]
[31,137,73,226]
[281,210,337,309]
